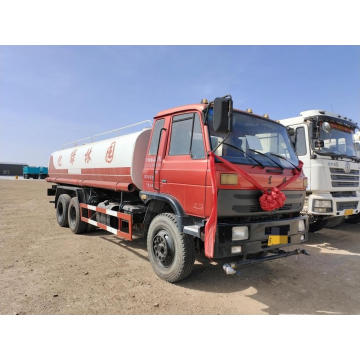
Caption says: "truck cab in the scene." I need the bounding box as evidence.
[141,98,308,270]
[279,110,360,231]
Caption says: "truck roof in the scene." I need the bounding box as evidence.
[155,103,274,122]
[155,103,207,118]
[279,109,357,128]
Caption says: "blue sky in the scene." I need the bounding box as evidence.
[1,45,359,165]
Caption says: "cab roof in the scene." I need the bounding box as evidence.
[155,102,273,122]
[155,103,207,118]
[280,109,357,129]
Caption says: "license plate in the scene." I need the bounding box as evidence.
[344,209,354,216]
[268,235,288,246]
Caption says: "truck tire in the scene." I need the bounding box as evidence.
[68,197,87,234]
[147,213,195,283]
[56,194,71,227]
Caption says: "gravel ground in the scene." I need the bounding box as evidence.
[1,178,360,314]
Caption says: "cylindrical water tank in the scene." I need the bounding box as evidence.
[47,129,151,191]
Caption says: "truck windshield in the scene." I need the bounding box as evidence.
[316,124,356,158]
[207,110,299,168]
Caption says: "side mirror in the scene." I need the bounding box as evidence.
[213,96,233,132]
[314,139,324,148]
[287,127,295,136]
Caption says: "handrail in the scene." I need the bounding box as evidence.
[62,120,152,148]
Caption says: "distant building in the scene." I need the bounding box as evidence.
[0,163,28,176]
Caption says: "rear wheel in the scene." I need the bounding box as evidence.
[147,213,195,283]
[68,197,87,234]
[56,194,71,227]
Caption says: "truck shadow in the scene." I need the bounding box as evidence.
[306,222,360,255]
[98,232,149,262]
[178,225,360,314]
[90,226,360,314]
[179,242,360,314]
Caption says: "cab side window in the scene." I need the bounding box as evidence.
[295,126,307,156]
[168,113,205,159]
[191,114,206,159]
[148,119,165,155]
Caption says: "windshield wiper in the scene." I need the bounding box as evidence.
[348,155,360,162]
[339,154,359,162]
[247,148,284,170]
[222,142,266,168]
[314,149,343,159]
[267,152,301,171]
[315,149,359,161]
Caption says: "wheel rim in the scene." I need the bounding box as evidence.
[152,230,175,268]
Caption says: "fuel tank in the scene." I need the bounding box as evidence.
[47,129,151,191]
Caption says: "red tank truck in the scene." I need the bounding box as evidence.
[47,95,309,282]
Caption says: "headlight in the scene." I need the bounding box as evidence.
[313,199,332,213]
[298,219,305,232]
[232,226,248,241]
[313,200,332,208]
[220,173,238,185]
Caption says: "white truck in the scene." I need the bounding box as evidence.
[279,110,360,232]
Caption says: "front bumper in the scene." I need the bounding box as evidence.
[213,215,308,259]
[307,193,360,217]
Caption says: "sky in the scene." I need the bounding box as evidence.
[0,45,359,166]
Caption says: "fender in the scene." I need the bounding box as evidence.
[54,185,88,208]
[140,191,186,230]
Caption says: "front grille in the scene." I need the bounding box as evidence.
[332,181,359,187]
[330,168,359,175]
[336,201,358,211]
[330,167,359,188]
[218,189,305,218]
[331,175,359,180]
[331,191,357,198]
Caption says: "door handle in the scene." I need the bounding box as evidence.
[161,179,167,183]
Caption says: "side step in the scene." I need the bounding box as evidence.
[183,225,201,237]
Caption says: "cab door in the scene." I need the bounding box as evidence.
[142,118,167,192]
[293,125,311,188]
[159,112,208,217]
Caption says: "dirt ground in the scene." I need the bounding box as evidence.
[1,179,360,315]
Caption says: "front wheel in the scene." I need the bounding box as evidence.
[147,213,195,283]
